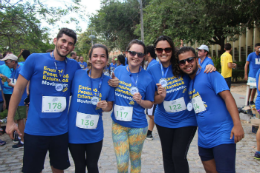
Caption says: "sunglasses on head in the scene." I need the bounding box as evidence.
[155,48,172,54]
[178,57,195,66]
[128,51,145,58]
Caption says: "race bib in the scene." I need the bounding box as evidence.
[163,97,187,112]
[255,58,260,65]
[192,95,206,113]
[42,96,66,113]
[114,104,133,121]
[10,78,16,85]
[76,112,99,129]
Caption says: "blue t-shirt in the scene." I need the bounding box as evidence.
[255,69,260,110]
[146,59,159,71]
[188,68,234,148]
[198,57,214,69]
[78,62,87,69]
[110,63,117,73]
[68,69,115,144]
[247,52,260,78]
[0,61,5,66]
[111,66,155,128]
[12,65,27,106]
[147,63,197,128]
[0,64,13,94]
[0,79,3,102]
[20,53,81,136]
[125,57,128,65]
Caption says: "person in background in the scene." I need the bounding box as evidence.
[221,43,236,88]
[116,54,125,67]
[78,56,88,69]
[71,51,77,61]
[197,44,214,68]
[145,46,158,140]
[110,56,117,74]
[244,43,260,105]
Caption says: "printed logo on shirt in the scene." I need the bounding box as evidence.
[42,66,69,92]
[115,80,135,105]
[77,85,102,108]
[165,76,186,94]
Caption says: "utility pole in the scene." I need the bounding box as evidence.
[140,0,144,42]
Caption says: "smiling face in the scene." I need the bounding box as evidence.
[178,50,198,77]
[155,40,172,67]
[89,47,108,71]
[127,43,144,68]
[53,34,75,58]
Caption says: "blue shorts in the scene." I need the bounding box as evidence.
[199,144,236,173]
[22,133,70,173]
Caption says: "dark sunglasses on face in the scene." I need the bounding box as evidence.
[155,47,172,54]
[128,51,145,58]
[178,57,195,66]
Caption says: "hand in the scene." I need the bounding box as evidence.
[20,49,24,53]
[244,75,248,81]
[230,124,244,143]
[108,72,119,87]
[6,121,21,139]
[156,84,166,99]
[204,64,216,73]
[97,100,108,110]
[133,92,142,104]
[232,63,237,69]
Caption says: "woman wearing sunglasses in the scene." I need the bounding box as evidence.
[68,44,115,173]
[147,36,215,173]
[111,39,155,173]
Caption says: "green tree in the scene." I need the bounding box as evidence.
[90,0,141,51]
[138,0,260,54]
[0,0,83,55]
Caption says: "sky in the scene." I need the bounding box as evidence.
[20,0,102,37]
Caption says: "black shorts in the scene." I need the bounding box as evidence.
[4,94,11,110]
[199,144,236,173]
[224,77,231,89]
[22,133,70,173]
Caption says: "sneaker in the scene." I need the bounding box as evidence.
[13,132,19,144]
[250,101,255,105]
[254,151,260,160]
[12,141,24,149]
[0,139,6,146]
[146,133,153,140]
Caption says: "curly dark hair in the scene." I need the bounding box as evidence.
[154,35,181,77]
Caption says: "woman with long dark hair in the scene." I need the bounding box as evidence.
[147,36,215,173]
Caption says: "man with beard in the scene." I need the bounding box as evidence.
[177,47,244,173]
[6,28,81,173]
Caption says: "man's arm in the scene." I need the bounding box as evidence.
[219,90,244,143]
[244,61,249,81]
[6,75,28,139]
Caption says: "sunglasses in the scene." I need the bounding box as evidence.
[155,48,172,54]
[178,57,195,66]
[128,51,145,58]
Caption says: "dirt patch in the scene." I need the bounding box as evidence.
[230,83,247,96]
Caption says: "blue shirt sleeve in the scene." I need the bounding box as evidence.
[19,54,36,81]
[207,71,229,95]
[144,78,155,102]
[247,53,252,62]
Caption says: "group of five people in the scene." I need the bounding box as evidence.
[6,28,244,173]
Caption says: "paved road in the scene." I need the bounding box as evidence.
[0,93,259,173]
